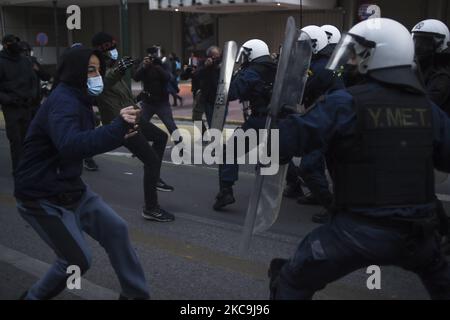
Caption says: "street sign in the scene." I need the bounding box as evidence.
[36,32,48,46]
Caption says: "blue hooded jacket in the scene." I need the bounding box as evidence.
[14,47,130,200]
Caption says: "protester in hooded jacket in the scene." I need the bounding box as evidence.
[14,46,150,300]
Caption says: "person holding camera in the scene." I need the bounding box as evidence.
[0,34,36,173]
[92,32,175,222]
[133,46,180,143]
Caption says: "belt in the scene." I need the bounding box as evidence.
[341,211,439,235]
[46,191,84,208]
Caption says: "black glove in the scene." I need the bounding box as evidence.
[115,56,134,74]
[278,104,299,119]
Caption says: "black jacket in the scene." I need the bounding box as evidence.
[133,60,170,103]
[196,60,221,105]
[422,64,450,117]
[0,49,35,107]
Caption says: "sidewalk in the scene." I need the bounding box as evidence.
[132,81,245,125]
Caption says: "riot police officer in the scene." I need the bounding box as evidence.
[412,19,450,254]
[269,18,450,300]
[213,39,277,210]
[284,25,344,224]
[412,19,450,116]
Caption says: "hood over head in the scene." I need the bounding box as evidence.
[55,46,105,91]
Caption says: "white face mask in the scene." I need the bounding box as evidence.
[109,48,119,61]
[87,75,104,96]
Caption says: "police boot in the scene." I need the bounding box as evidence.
[268,258,288,300]
[213,187,235,211]
[283,182,305,199]
[297,194,320,205]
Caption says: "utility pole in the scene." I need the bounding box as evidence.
[120,0,131,88]
[0,6,6,38]
[53,0,60,64]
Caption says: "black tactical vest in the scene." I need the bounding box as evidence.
[329,84,435,208]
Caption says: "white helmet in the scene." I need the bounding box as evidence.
[327,18,415,74]
[301,25,329,54]
[236,39,270,63]
[321,25,342,44]
[411,19,450,53]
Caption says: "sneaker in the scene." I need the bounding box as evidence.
[311,210,331,224]
[268,258,288,300]
[157,179,174,192]
[83,158,99,171]
[142,206,175,222]
[213,187,236,211]
[297,194,320,206]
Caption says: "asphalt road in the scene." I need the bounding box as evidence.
[0,121,449,300]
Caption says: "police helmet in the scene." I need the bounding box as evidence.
[411,19,450,55]
[301,25,329,54]
[321,25,342,45]
[327,18,424,92]
[236,39,270,64]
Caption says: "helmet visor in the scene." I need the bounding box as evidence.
[326,34,357,71]
[236,46,251,64]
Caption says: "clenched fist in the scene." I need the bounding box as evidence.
[120,106,140,125]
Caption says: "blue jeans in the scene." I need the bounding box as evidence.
[275,214,450,300]
[16,187,150,300]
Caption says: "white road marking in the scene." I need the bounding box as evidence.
[0,244,118,300]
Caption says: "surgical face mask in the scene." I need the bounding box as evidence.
[87,75,104,96]
[109,48,119,61]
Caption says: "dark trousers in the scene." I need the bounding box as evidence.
[275,214,450,300]
[123,120,168,210]
[140,99,178,136]
[286,150,332,206]
[219,115,266,187]
[2,105,32,172]
[298,150,333,206]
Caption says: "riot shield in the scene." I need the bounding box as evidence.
[210,41,238,131]
[435,170,449,185]
[240,17,312,254]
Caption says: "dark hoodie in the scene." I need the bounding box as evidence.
[0,47,35,106]
[14,46,130,200]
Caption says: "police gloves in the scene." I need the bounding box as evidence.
[115,56,134,74]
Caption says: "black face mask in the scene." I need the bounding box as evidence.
[6,42,22,55]
[414,35,437,61]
